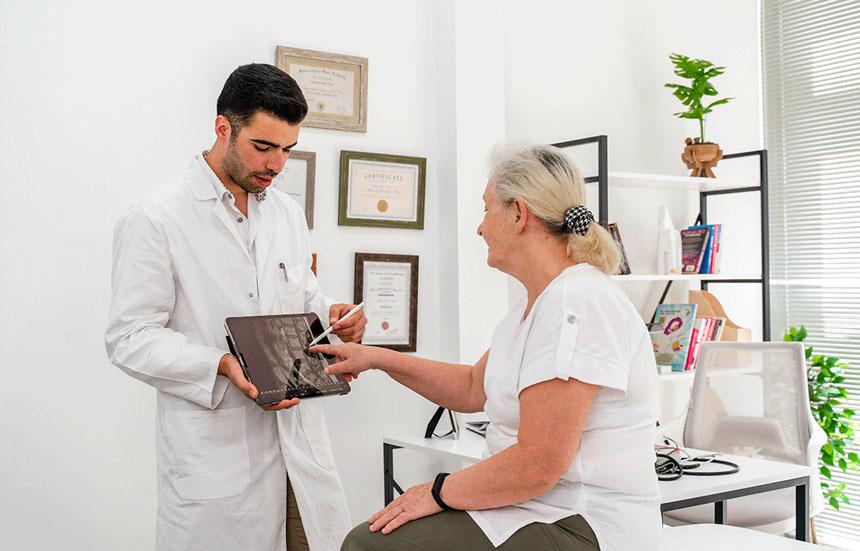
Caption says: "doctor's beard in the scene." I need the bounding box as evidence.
[223,142,277,195]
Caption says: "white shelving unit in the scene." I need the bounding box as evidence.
[601,173,764,289]
[657,370,695,381]
[600,172,759,193]
[554,135,771,339]
[610,273,761,282]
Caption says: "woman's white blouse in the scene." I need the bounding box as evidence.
[466,264,661,551]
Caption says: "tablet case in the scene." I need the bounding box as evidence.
[225,313,351,406]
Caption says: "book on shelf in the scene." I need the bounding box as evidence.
[682,315,727,370]
[709,224,723,274]
[602,222,631,275]
[680,227,709,273]
[681,224,723,274]
[688,225,715,274]
[650,303,698,372]
[683,326,700,371]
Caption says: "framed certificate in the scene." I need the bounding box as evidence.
[354,253,418,352]
[273,150,316,228]
[338,150,426,230]
[276,46,368,133]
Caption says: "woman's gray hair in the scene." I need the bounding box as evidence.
[488,143,622,275]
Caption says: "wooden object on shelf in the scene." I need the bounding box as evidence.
[682,138,724,178]
[689,290,751,342]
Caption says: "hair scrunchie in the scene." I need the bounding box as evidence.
[564,205,594,236]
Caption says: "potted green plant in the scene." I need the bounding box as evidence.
[784,326,859,511]
[665,53,733,178]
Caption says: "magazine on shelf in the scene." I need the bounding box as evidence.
[650,303,698,371]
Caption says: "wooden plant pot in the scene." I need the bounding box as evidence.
[681,139,724,178]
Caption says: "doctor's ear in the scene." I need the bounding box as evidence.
[214,115,232,140]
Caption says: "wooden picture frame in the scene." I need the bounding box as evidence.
[354,253,418,352]
[274,150,316,228]
[338,150,426,230]
[275,46,368,133]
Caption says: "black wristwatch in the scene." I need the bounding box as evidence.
[431,472,453,510]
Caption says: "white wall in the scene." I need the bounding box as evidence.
[0,1,461,548]
[453,1,510,364]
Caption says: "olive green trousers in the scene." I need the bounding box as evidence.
[341,510,600,550]
[286,476,309,551]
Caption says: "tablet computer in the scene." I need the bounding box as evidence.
[224,313,351,406]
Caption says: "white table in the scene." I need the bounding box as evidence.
[382,430,811,541]
[660,524,818,550]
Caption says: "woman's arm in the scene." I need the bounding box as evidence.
[364,376,599,535]
[311,343,489,413]
[441,376,598,509]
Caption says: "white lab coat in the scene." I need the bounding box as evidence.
[105,157,351,550]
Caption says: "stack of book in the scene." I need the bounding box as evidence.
[650,303,726,372]
[680,224,723,274]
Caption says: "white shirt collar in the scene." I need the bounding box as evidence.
[198,151,267,203]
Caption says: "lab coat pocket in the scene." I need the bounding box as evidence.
[277,261,306,312]
[162,406,251,501]
[296,402,335,469]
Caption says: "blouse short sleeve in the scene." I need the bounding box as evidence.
[517,274,632,396]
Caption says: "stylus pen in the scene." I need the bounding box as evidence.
[307,302,365,348]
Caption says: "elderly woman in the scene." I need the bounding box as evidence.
[312,144,661,551]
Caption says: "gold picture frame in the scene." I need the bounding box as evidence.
[275,46,368,133]
[338,150,426,230]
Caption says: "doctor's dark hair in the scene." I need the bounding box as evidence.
[216,63,308,137]
[488,144,622,275]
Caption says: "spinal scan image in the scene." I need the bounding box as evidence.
[254,316,339,390]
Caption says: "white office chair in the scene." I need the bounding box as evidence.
[662,342,826,537]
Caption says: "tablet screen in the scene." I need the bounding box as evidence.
[226,313,351,404]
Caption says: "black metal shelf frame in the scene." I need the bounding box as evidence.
[551,136,770,340]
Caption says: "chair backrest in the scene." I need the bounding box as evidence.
[684,342,811,464]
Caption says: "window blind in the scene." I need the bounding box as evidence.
[762,0,860,544]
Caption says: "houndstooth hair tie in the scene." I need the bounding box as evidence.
[564,205,594,236]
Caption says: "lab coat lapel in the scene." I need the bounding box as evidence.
[211,201,253,264]
[186,159,253,264]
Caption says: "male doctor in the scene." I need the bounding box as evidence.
[105,64,366,550]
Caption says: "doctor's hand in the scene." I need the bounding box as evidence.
[217,354,300,411]
[311,342,385,380]
[328,303,367,343]
[367,482,442,535]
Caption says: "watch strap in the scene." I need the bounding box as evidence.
[431,472,453,510]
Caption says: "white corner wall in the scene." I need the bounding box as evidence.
[0,1,766,548]
[453,1,510,364]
